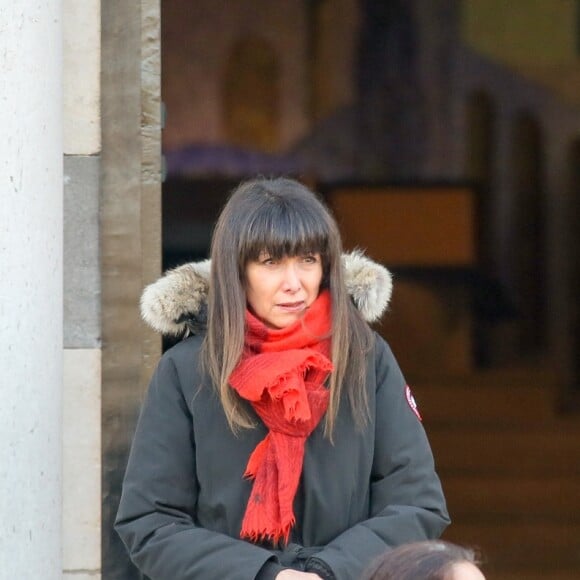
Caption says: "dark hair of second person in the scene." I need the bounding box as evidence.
[360,541,485,580]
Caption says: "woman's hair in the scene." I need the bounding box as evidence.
[202,177,374,436]
[361,541,481,580]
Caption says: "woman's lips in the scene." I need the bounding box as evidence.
[277,301,305,312]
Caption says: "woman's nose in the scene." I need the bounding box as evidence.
[281,263,301,291]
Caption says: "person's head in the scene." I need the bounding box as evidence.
[209,176,342,329]
[361,541,485,580]
[203,177,373,434]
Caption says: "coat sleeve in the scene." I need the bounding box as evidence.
[305,336,450,580]
[114,351,279,579]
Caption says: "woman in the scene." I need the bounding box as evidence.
[361,541,485,580]
[115,177,449,580]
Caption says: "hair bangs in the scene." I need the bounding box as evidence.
[240,199,329,264]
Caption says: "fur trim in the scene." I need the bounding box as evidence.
[140,259,211,336]
[141,252,392,336]
[343,250,392,323]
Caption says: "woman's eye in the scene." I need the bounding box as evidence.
[303,254,318,263]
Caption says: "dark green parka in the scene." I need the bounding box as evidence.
[115,253,449,580]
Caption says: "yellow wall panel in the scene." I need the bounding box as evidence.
[462,0,578,67]
[329,187,476,267]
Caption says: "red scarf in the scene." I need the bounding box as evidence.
[229,290,334,545]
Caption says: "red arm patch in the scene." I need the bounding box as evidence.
[405,385,422,421]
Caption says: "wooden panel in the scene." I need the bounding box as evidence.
[443,521,580,569]
[441,475,580,520]
[376,279,473,375]
[328,186,476,266]
[428,424,580,476]
[412,381,558,426]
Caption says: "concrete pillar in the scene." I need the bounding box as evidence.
[0,1,63,578]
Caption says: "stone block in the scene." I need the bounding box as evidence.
[64,155,101,348]
[64,0,101,154]
[63,348,101,573]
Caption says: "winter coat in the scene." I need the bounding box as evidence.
[115,252,450,580]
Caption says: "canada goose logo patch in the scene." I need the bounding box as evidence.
[405,385,422,422]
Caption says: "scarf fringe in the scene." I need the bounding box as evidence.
[240,515,295,546]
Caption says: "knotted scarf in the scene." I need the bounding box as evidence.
[229,290,334,545]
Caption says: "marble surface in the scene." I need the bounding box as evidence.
[63,348,102,577]
[63,0,101,154]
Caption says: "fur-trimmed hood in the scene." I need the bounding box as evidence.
[141,251,393,336]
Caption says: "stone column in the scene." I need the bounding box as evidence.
[0,1,63,578]
[62,1,102,578]
[101,1,162,576]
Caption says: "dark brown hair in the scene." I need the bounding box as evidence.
[202,177,374,436]
[361,541,482,580]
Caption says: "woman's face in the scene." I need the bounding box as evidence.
[448,562,486,580]
[245,252,323,329]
